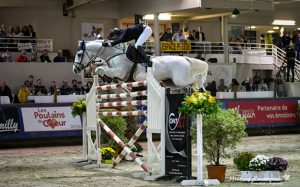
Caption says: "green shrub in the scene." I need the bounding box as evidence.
[233,152,257,171]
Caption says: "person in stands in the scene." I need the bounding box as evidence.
[15,50,28,62]
[172,30,187,42]
[34,79,48,95]
[48,81,57,95]
[53,50,66,62]
[40,49,51,62]
[0,80,13,103]
[103,23,152,66]
[217,79,228,92]
[160,28,173,41]
[18,80,32,103]
[285,44,296,82]
[1,49,13,62]
[59,80,72,95]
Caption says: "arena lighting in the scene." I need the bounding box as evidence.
[232,9,240,15]
[273,26,280,30]
[267,30,275,33]
[297,28,300,31]
[143,13,171,20]
[272,20,295,26]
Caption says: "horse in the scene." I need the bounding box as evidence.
[73,40,208,89]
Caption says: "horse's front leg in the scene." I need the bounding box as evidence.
[95,67,126,80]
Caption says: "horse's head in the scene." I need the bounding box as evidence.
[73,40,105,74]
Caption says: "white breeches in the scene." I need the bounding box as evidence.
[135,26,152,48]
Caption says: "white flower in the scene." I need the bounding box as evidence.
[249,155,269,171]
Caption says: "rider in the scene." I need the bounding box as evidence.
[102,23,152,67]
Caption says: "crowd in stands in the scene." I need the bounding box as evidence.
[0,24,36,38]
[0,49,66,62]
[0,75,93,104]
[205,72,274,97]
[159,26,206,42]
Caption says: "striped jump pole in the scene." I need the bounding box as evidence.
[98,110,146,116]
[97,91,147,100]
[112,121,148,168]
[97,118,149,172]
[96,81,147,91]
[97,100,147,108]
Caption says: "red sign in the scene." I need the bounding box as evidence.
[226,100,298,126]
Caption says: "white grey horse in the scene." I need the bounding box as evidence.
[73,40,208,89]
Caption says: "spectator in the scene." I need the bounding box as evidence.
[6,26,14,37]
[241,78,256,91]
[230,79,240,92]
[85,81,93,93]
[160,28,173,41]
[293,32,300,61]
[253,72,261,91]
[172,30,187,42]
[207,80,217,96]
[1,49,13,62]
[28,75,35,88]
[28,25,36,38]
[15,50,28,62]
[21,25,30,37]
[259,79,269,91]
[48,81,57,95]
[217,79,228,92]
[0,80,13,103]
[285,44,295,82]
[40,49,51,62]
[53,50,66,62]
[0,24,7,37]
[187,30,196,41]
[274,73,285,97]
[71,79,81,94]
[29,51,39,62]
[77,81,85,94]
[17,80,32,103]
[34,79,47,95]
[59,80,72,95]
[196,26,205,41]
[281,31,291,49]
[13,26,24,37]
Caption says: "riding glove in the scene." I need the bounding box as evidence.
[103,42,112,47]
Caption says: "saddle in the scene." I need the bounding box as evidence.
[125,44,149,65]
[125,44,150,81]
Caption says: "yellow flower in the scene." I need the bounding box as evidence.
[208,96,216,104]
[186,97,194,104]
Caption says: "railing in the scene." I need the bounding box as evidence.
[0,37,53,52]
[143,41,299,81]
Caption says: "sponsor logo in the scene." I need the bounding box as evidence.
[168,113,185,130]
[34,108,66,129]
[0,118,19,132]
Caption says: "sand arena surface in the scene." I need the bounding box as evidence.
[0,134,299,187]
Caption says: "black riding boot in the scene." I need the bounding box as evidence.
[136,45,152,67]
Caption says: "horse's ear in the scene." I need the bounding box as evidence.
[79,40,85,50]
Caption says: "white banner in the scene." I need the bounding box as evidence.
[81,23,104,41]
[21,106,82,132]
[17,43,33,50]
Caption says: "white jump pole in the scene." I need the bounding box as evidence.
[181,114,220,186]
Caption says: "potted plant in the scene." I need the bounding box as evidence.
[179,91,247,183]
[101,147,117,164]
[235,154,289,182]
[233,151,256,171]
[202,109,247,182]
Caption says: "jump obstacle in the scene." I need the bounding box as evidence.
[77,67,219,185]
[78,68,166,178]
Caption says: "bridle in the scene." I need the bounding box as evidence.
[73,41,106,72]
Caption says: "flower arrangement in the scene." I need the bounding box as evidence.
[71,98,86,117]
[234,152,289,172]
[101,147,117,160]
[266,156,289,172]
[249,155,269,171]
[178,91,221,116]
[233,152,256,171]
